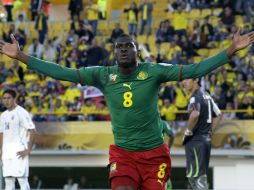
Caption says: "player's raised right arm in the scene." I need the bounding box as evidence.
[0,34,80,83]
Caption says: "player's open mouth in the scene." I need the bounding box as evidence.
[120,55,128,59]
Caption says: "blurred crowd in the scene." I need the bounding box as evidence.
[1,0,254,122]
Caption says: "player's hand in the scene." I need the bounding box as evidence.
[182,129,193,145]
[0,34,20,59]
[232,28,254,52]
[17,149,30,159]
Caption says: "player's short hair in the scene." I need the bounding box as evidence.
[3,89,17,98]
[114,34,139,49]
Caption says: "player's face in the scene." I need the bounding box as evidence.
[2,93,16,110]
[182,79,195,91]
[114,39,138,68]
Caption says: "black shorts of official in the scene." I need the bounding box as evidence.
[185,139,211,178]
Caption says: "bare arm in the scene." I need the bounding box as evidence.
[187,110,200,132]
[17,129,36,159]
[211,114,222,133]
[27,129,36,153]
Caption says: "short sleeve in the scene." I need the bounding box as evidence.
[78,66,105,87]
[153,63,182,83]
[211,98,221,116]
[21,110,35,130]
[188,97,201,113]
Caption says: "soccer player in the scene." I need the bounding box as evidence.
[182,78,221,190]
[0,89,36,190]
[0,29,253,190]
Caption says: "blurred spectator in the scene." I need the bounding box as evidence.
[15,14,28,36]
[124,2,138,37]
[139,0,154,35]
[41,0,51,15]
[78,176,87,189]
[3,69,20,86]
[68,0,83,20]
[167,0,190,12]
[220,7,235,30]
[85,39,107,67]
[212,20,228,41]
[35,9,48,44]
[201,16,214,45]
[66,48,82,68]
[97,0,107,19]
[30,175,42,189]
[85,0,99,35]
[190,20,202,49]
[166,40,181,63]
[42,40,57,62]
[66,29,79,45]
[11,60,24,81]
[63,177,78,190]
[2,23,15,43]
[81,98,96,121]
[109,22,124,43]
[189,0,209,9]
[3,0,14,22]
[28,39,44,58]
[95,100,110,121]
[173,5,188,37]
[156,20,175,43]
[55,99,68,122]
[160,99,178,121]
[70,15,81,33]
[0,62,9,84]
[14,29,27,50]
[30,0,42,21]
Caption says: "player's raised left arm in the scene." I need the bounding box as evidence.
[0,35,80,83]
[181,29,254,79]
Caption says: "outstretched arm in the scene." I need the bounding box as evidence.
[181,29,254,80]
[0,34,80,83]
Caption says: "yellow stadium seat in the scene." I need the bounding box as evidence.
[193,56,203,63]
[212,8,222,16]
[161,43,170,51]
[208,48,221,57]
[63,22,70,32]
[201,9,212,18]
[210,16,219,26]
[137,35,147,44]
[98,21,108,30]
[167,12,174,20]
[105,43,113,52]
[235,15,243,25]
[197,48,209,57]
[147,35,156,46]
[188,9,201,19]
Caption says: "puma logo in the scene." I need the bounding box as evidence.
[123,83,132,90]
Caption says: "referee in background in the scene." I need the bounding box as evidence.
[182,78,222,190]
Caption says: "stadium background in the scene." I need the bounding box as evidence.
[1,0,254,189]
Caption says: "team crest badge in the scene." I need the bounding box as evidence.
[109,74,117,83]
[137,71,148,80]
[110,162,117,172]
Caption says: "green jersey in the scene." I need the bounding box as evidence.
[27,50,229,151]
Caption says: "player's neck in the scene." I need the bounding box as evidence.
[7,104,17,111]
[191,86,199,95]
[118,65,137,75]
